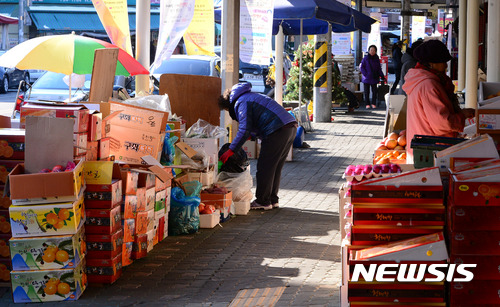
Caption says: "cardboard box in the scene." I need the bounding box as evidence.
[139,171,156,189]
[121,170,139,195]
[73,132,87,156]
[155,169,172,191]
[8,160,85,205]
[86,141,98,161]
[449,167,500,206]
[351,226,443,246]
[146,229,154,252]
[131,233,147,259]
[0,128,25,160]
[449,280,500,306]
[20,102,90,133]
[9,196,85,238]
[122,195,138,219]
[200,191,233,210]
[10,258,86,303]
[450,255,500,280]
[122,242,133,267]
[99,137,110,160]
[85,180,122,209]
[186,165,216,188]
[85,206,121,235]
[86,252,122,284]
[145,187,155,211]
[352,205,445,226]
[107,101,169,134]
[109,125,165,164]
[167,120,185,140]
[181,137,219,164]
[9,225,85,271]
[86,229,123,259]
[154,214,166,244]
[88,111,102,141]
[448,205,500,231]
[200,210,220,228]
[122,218,135,243]
[347,281,445,303]
[136,187,146,211]
[155,189,166,212]
[449,230,500,255]
[135,210,149,234]
[0,209,10,235]
[0,233,10,259]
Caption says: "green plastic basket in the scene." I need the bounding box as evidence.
[410,135,466,169]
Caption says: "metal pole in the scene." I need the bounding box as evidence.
[1,25,8,50]
[487,0,500,82]
[18,0,24,44]
[275,24,284,105]
[465,0,479,109]
[354,0,363,66]
[135,0,150,96]
[458,0,467,90]
[298,19,303,124]
[401,0,410,43]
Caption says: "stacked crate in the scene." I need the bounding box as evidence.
[343,167,446,305]
[153,171,171,245]
[84,163,123,284]
[86,111,110,161]
[8,160,87,303]
[447,160,500,306]
[0,128,24,286]
[120,168,139,264]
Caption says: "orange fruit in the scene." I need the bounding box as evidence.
[46,245,58,253]
[0,222,10,233]
[1,270,10,281]
[0,245,9,257]
[55,250,69,263]
[47,277,60,286]
[42,251,56,263]
[4,147,13,158]
[53,219,65,230]
[46,213,58,226]
[58,209,70,221]
[44,282,57,295]
[57,282,71,295]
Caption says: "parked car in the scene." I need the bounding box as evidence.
[0,50,30,94]
[150,54,221,82]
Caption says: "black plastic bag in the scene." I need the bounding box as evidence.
[218,143,249,173]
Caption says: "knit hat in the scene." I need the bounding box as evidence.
[413,40,452,63]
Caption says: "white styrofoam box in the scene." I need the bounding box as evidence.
[181,137,219,164]
[186,165,215,188]
[200,209,220,228]
[234,200,250,215]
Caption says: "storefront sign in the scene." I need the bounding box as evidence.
[239,0,274,65]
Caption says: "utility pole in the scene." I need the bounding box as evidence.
[354,0,363,67]
[18,0,24,44]
[401,0,411,43]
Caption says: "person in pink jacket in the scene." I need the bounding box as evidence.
[402,40,475,163]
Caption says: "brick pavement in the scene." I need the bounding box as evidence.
[0,109,386,307]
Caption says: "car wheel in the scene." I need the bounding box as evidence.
[0,76,7,94]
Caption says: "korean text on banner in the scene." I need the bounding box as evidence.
[152,0,195,71]
[92,0,133,56]
[239,0,275,66]
[184,0,215,56]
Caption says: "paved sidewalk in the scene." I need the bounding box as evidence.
[0,109,386,307]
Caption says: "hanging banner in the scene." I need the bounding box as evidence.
[184,0,215,56]
[411,16,426,43]
[152,0,195,70]
[331,32,351,56]
[239,0,275,65]
[367,12,381,55]
[92,0,133,56]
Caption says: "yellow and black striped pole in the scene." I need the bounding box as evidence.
[314,41,328,90]
[313,29,332,122]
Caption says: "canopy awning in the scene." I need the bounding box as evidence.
[0,14,17,24]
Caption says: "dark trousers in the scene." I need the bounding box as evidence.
[391,69,401,94]
[363,83,378,107]
[255,125,297,205]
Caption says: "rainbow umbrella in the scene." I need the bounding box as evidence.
[0,33,148,76]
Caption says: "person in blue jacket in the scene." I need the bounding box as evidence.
[360,45,385,108]
[218,82,297,210]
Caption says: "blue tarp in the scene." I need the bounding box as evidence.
[215,0,376,35]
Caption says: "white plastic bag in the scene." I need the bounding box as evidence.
[122,94,172,118]
[216,168,253,202]
[185,119,227,138]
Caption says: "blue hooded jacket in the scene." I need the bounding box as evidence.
[229,83,296,152]
[360,53,384,84]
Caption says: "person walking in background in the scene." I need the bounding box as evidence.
[360,45,385,109]
[390,41,403,95]
[396,39,424,95]
[218,82,297,210]
[402,40,475,163]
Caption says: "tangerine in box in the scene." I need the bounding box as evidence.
[9,196,85,238]
[84,179,123,209]
[85,206,121,235]
[86,252,122,284]
[86,229,123,259]
[9,225,85,271]
[10,257,87,303]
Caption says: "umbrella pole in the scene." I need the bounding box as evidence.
[69,74,72,102]
[298,19,303,125]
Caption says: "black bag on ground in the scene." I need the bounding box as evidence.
[219,143,249,173]
[343,88,360,109]
[378,84,390,101]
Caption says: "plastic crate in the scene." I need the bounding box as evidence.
[410,135,466,169]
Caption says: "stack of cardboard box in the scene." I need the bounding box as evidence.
[342,167,446,305]
[83,162,123,284]
[447,159,500,306]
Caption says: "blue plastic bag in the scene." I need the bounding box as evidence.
[168,181,202,236]
[293,126,305,148]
